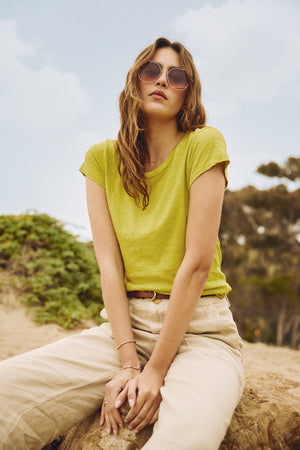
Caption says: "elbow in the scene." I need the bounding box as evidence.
[191,264,211,280]
[183,255,213,281]
[190,264,211,293]
[98,258,124,280]
[181,262,211,294]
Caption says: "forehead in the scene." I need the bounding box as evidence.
[151,47,181,68]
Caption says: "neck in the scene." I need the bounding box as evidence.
[144,118,183,163]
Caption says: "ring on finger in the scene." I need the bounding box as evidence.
[103,400,108,406]
[143,406,147,411]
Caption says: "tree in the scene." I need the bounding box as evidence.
[221,157,300,348]
[257,156,300,181]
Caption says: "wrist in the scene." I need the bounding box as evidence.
[120,354,140,366]
[143,362,166,381]
[116,339,136,350]
[118,345,140,369]
[121,365,141,371]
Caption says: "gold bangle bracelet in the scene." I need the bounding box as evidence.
[116,339,136,350]
[121,366,141,371]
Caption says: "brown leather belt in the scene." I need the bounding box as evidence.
[127,291,169,302]
[127,290,218,303]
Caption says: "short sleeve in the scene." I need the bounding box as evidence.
[79,143,106,188]
[186,127,230,188]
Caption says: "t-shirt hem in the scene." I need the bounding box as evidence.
[79,167,106,189]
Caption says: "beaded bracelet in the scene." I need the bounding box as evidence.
[116,339,136,350]
[121,365,141,371]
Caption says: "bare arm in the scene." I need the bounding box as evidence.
[145,162,226,375]
[122,163,226,432]
[86,176,139,367]
[86,177,140,433]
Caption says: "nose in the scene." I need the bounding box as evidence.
[155,69,168,87]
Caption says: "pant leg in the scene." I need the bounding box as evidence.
[0,297,244,450]
[143,297,244,450]
[0,322,121,450]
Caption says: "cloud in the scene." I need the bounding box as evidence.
[0,18,100,240]
[175,0,300,114]
[0,18,91,139]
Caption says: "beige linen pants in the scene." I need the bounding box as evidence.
[0,296,244,450]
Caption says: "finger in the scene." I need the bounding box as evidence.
[105,407,123,435]
[127,379,138,409]
[129,396,161,431]
[125,386,154,423]
[115,385,128,409]
[149,408,159,424]
[100,408,105,426]
[130,404,154,432]
[100,400,107,426]
[112,408,124,430]
[105,414,112,435]
[102,402,113,434]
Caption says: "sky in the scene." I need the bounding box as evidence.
[0,0,299,240]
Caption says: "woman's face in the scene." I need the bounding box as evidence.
[138,47,187,123]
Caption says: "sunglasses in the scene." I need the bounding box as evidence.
[138,61,189,91]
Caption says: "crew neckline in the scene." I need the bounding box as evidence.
[145,132,190,179]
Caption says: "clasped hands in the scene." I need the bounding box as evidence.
[100,365,163,435]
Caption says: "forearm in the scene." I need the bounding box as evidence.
[100,266,140,368]
[85,178,139,369]
[146,261,210,378]
[145,165,226,378]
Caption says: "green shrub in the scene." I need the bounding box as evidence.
[0,213,104,328]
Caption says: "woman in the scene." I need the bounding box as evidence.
[0,37,244,449]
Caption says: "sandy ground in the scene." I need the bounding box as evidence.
[1,290,300,399]
[0,289,93,361]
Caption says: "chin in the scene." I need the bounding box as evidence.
[143,107,180,122]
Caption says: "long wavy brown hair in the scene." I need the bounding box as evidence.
[117,37,206,209]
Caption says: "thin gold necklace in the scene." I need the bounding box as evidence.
[147,134,184,163]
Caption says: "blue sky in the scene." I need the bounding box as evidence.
[1,0,299,239]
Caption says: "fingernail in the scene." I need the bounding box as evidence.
[134,428,139,434]
[128,425,132,430]
[129,399,134,407]
[115,400,121,408]
[113,429,117,435]
[106,428,110,434]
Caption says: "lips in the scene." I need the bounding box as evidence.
[150,90,167,100]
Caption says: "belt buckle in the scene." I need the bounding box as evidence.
[150,291,161,304]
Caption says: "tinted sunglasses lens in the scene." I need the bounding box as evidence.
[139,62,161,82]
[168,68,188,90]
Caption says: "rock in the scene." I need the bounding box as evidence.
[56,373,300,450]
[220,373,300,449]
[57,403,152,450]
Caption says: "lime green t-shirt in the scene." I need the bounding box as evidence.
[80,126,231,298]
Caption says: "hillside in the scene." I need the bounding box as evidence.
[0,213,104,328]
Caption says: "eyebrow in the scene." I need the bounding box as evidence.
[152,60,183,70]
